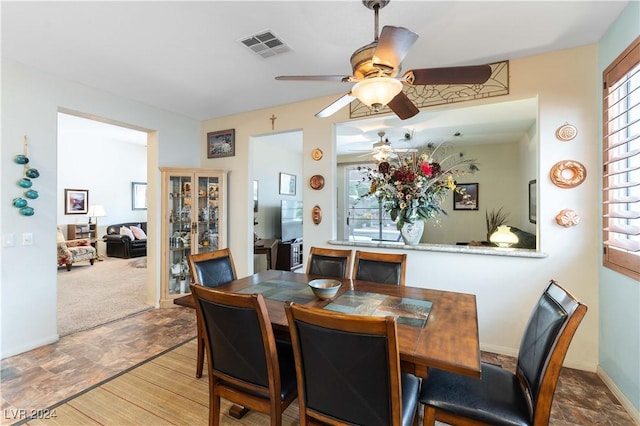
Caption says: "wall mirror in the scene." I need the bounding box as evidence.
[336,97,539,251]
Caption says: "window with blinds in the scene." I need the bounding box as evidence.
[602,36,640,280]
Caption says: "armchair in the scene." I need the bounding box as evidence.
[57,226,96,271]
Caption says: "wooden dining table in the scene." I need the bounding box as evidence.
[176,269,480,379]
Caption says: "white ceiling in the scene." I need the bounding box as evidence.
[2,0,628,123]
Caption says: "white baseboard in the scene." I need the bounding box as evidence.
[479,344,597,371]
[597,366,640,425]
[1,334,59,359]
[479,343,518,358]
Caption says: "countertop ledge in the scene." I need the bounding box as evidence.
[328,240,548,259]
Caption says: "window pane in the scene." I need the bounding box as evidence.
[347,166,400,242]
[603,38,640,280]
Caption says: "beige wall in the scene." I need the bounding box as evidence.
[201,44,600,370]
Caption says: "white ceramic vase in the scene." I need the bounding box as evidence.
[400,220,425,245]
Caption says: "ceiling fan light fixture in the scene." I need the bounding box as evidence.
[351,77,402,110]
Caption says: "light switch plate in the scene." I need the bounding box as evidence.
[22,233,34,245]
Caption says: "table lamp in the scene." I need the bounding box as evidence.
[87,204,108,259]
[490,225,519,248]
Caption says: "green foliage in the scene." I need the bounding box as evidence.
[486,207,510,236]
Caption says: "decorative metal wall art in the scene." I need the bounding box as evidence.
[310,175,325,190]
[555,123,577,141]
[555,209,581,227]
[550,160,586,188]
[312,205,322,225]
[311,148,323,161]
[350,60,509,119]
[12,135,40,216]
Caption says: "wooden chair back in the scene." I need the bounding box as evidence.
[186,248,237,379]
[352,250,407,285]
[191,285,297,425]
[285,302,411,426]
[421,280,587,426]
[305,247,352,278]
[187,248,237,286]
[518,280,588,425]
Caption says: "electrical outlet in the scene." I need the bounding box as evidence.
[22,233,34,246]
[3,234,15,247]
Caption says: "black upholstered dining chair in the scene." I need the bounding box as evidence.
[284,301,420,426]
[191,285,297,426]
[419,280,587,426]
[352,250,407,285]
[305,246,353,278]
[186,248,237,378]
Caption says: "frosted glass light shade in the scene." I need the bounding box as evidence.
[351,77,403,109]
[490,225,519,248]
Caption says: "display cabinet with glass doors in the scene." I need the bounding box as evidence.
[160,167,227,307]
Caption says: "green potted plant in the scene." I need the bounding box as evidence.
[486,207,509,242]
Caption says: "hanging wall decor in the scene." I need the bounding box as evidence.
[555,209,581,227]
[312,205,322,225]
[310,175,325,190]
[550,160,586,188]
[555,123,578,141]
[13,135,40,216]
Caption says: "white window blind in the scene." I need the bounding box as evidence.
[603,36,640,280]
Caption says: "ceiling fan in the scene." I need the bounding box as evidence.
[275,0,492,120]
[351,131,416,161]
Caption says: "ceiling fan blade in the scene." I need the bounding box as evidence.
[404,65,492,85]
[373,26,419,71]
[276,75,352,82]
[315,93,356,118]
[387,91,419,120]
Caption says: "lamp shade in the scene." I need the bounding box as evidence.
[351,77,403,109]
[87,204,108,218]
[490,225,519,248]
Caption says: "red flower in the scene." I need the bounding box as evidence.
[421,162,433,176]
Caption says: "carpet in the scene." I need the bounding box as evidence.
[57,256,153,336]
[128,257,147,268]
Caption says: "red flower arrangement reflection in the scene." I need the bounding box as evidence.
[360,143,478,230]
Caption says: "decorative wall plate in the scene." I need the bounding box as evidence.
[310,174,325,190]
[311,148,323,161]
[555,209,580,227]
[555,123,577,141]
[550,160,586,188]
[312,205,322,225]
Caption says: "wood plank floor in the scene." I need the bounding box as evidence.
[21,340,300,426]
[1,306,636,425]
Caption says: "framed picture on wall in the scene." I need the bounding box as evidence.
[453,183,479,210]
[132,182,147,210]
[64,189,89,214]
[253,180,259,212]
[529,179,537,224]
[207,129,235,158]
[279,173,296,195]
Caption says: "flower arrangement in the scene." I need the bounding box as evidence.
[360,143,478,229]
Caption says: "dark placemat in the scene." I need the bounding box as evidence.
[324,290,432,328]
[237,279,316,303]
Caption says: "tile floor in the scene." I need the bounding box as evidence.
[1,307,196,426]
[1,307,637,425]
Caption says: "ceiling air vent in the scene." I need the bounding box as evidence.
[239,30,291,59]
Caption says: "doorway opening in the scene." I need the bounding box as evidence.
[56,111,152,336]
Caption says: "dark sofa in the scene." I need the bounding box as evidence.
[103,222,147,258]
